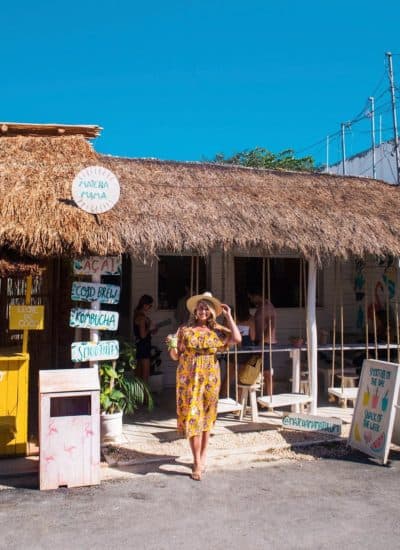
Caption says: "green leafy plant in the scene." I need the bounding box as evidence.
[100,341,153,415]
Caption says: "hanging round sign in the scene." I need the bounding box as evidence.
[72,165,120,214]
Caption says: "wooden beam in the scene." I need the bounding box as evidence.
[307,257,318,414]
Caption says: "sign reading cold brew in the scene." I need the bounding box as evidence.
[72,166,120,214]
[349,359,400,464]
[73,256,122,276]
[9,305,45,330]
[71,282,120,304]
[69,308,119,331]
[71,340,119,363]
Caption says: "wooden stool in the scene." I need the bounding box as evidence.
[335,374,359,407]
[238,384,259,422]
[299,380,310,412]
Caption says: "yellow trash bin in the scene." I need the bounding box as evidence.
[0,350,29,456]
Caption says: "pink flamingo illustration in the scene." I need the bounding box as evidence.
[84,423,94,437]
[48,422,58,436]
[64,444,77,456]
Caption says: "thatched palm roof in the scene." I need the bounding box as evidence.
[1,133,399,262]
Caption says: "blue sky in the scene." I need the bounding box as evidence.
[1,1,400,165]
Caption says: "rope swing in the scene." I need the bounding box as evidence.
[257,256,311,412]
[217,251,242,415]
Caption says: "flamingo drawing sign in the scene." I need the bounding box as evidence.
[349,359,400,464]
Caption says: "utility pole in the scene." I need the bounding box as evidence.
[326,135,330,173]
[341,123,347,175]
[386,51,400,185]
[369,96,376,178]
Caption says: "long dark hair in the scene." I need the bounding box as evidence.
[134,294,154,314]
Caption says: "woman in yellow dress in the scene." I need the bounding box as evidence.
[168,292,241,481]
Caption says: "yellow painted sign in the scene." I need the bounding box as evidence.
[9,305,45,330]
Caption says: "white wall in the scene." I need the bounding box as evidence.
[131,252,393,390]
[329,141,397,184]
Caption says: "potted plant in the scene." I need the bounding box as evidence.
[100,341,153,443]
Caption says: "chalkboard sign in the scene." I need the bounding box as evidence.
[349,359,400,464]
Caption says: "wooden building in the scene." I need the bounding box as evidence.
[1,122,400,445]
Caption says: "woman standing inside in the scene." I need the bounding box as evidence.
[236,295,256,347]
[168,292,241,481]
[133,294,157,382]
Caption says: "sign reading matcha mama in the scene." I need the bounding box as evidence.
[72,166,120,214]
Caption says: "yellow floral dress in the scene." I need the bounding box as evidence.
[176,326,228,438]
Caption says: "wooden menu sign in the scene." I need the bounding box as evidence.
[73,256,122,276]
[9,305,45,330]
[71,282,120,304]
[349,359,400,464]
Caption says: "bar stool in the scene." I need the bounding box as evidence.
[238,383,260,422]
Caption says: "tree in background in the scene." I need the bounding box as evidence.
[213,146,314,171]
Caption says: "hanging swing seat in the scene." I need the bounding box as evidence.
[257,393,312,411]
[217,397,243,415]
[327,386,358,408]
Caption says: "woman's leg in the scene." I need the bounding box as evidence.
[189,435,202,479]
[200,430,210,471]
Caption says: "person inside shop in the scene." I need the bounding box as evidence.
[174,285,191,326]
[133,294,157,382]
[166,291,241,481]
[248,289,277,395]
[220,295,256,397]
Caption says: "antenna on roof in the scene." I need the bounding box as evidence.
[386,52,400,185]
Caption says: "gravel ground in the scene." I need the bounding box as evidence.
[103,425,350,466]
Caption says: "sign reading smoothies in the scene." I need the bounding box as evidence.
[349,359,400,464]
[71,340,119,363]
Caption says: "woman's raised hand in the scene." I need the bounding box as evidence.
[221,304,232,317]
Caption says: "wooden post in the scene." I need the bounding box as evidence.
[291,348,301,413]
[89,272,101,370]
[22,276,32,354]
[307,258,318,414]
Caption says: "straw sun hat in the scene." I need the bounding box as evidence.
[186,291,223,316]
